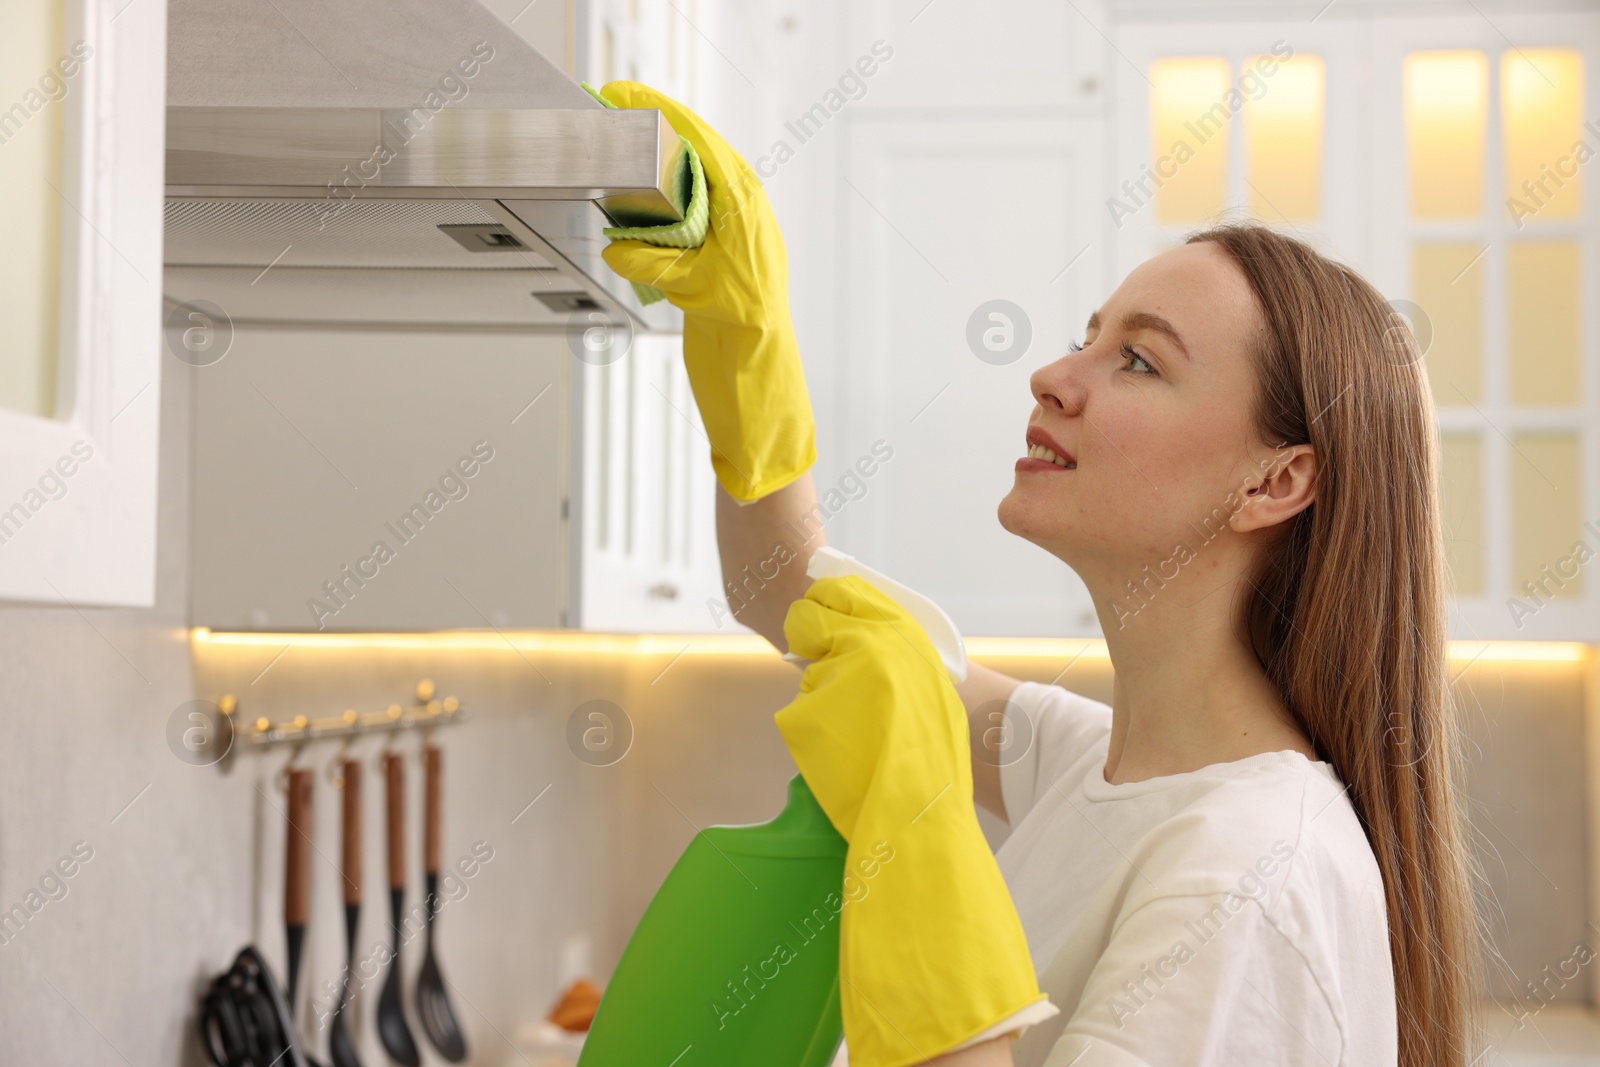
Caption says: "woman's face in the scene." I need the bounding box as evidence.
[997,241,1280,589]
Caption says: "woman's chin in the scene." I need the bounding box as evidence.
[995,491,1028,538]
[998,496,1073,560]
[992,495,1094,566]
[998,486,1065,533]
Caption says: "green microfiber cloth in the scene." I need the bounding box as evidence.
[583,82,709,306]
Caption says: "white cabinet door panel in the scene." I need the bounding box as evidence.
[574,333,724,633]
[190,328,566,630]
[846,0,1107,113]
[836,115,1105,636]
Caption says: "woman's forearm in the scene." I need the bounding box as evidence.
[714,472,828,653]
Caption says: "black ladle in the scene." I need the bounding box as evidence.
[377,752,421,1067]
[415,744,468,1061]
[328,759,363,1067]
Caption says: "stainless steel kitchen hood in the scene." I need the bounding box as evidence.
[162,0,684,332]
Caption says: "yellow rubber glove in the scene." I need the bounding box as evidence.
[596,81,817,504]
[777,575,1054,1067]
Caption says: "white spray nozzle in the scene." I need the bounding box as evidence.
[780,545,967,683]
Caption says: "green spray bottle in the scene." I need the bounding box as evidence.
[577,548,967,1067]
[576,772,848,1067]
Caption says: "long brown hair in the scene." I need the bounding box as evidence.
[1185,221,1482,1065]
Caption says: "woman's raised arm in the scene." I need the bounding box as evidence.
[713,475,828,654]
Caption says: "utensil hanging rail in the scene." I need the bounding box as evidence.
[218,680,466,749]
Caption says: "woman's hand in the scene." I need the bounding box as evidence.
[775,575,1054,1067]
[596,81,817,504]
[777,573,960,837]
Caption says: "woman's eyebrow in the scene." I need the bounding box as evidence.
[1084,309,1193,362]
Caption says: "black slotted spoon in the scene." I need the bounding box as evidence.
[415,743,468,1062]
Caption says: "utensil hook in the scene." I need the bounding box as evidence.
[327,736,355,789]
[276,736,313,794]
[374,703,406,770]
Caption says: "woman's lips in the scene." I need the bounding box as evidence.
[1024,427,1075,467]
[1020,428,1076,472]
[1015,455,1075,472]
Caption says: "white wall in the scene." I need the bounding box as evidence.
[0,338,237,1064]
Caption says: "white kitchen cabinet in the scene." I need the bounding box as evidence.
[0,0,165,607]
[1361,10,1600,642]
[571,333,726,632]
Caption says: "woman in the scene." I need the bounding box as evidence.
[599,81,1481,1067]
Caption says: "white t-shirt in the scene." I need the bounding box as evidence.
[995,681,1398,1067]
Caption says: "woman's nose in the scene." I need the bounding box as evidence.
[1030,352,1087,417]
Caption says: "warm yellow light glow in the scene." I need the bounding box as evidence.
[1414,241,1485,404]
[1150,57,1232,224]
[1508,240,1581,406]
[191,629,1587,665]
[1447,641,1588,664]
[190,627,777,656]
[1405,51,1488,218]
[1245,54,1325,221]
[1510,433,1583,601]
[1503,48,1583,222]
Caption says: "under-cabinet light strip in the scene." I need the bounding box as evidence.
[190,629,1589,664]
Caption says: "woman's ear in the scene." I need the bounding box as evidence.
[1230,444,1316,533]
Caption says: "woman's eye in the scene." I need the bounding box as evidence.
[1066,340,1084,353]
[1121,343,1155,374]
